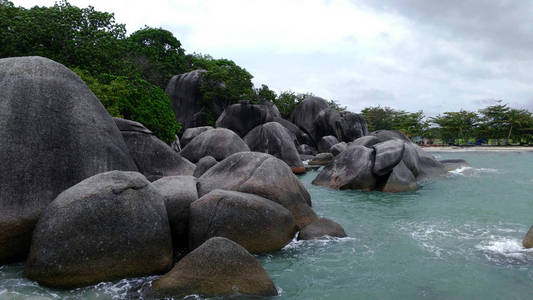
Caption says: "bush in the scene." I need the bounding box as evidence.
[75,69,180,143]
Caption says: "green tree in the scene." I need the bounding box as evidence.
[253,84,277,103]
[478,101,510,144]
[126,26,186,88]
[273,91,307,119]
[430,110,479,144]
[75,69,180,143]
[361,106,426,138]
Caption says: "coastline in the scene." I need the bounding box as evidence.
[422,146,533,152]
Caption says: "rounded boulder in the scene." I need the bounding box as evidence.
[0,56,137,263]
[189,189,296,253]
[180,128,250,163]
[150,237,277,298]
[24,171,173,288]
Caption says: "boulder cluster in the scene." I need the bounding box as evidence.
[1,57,349,298]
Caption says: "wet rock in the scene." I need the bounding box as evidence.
[24,171,173,288]
[193,156,218,177]
[308,152,334,166]
[330,142,347,156]
[244,122,304,173]
[189,190,296,253]
[318,135,339,153]
[298,218,347,240]
[115,118,195,181]
[180,128,249,163]
[0,56,137,263]
[198,152,317,228]
[151,237,277,297]
[312,146,376,190]
[523,225,533,249]
[440,159,472,172]
[215,101,281,137]
[381,161,418,193]
[371,130,412,143]
[152,176,198,247]
[180,126,213,148]
[372,140,405,176]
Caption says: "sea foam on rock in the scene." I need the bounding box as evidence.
[150,237,278,298]
[0,56,138,264]
[24,171,173,288]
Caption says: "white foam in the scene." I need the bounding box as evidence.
[448,167,498,176]
[476,237,533,259]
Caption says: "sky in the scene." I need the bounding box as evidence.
[12,0,533,116]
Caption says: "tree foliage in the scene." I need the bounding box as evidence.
[361,106,427,138]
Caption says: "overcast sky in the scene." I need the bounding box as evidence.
[13,0,533,116]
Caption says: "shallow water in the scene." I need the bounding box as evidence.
[2,152,533,299]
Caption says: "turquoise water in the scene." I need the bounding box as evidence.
[2,151,533,299]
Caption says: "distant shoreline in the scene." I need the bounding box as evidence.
[422,146,533,152]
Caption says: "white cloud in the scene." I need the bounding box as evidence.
[11,0,533,116]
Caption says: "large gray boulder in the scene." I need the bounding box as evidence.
[273,117,314,146]
[523,225,533,249]
[198,152,317,228]
[290,96,329,140]
[189,190,296,253]
[244,122,305,174]
[312,145,376,190]
[314,109,368,143]
[215,101,281,137]
[317,135,339,153]
[313,130,447,192]
[298,218,347,240]
[152,176,198,248]
[381,161,418,193]
[372,140,405,176]
[0,56,137,264]
[193,156,218,177]
[180,128,250,163]
[180,126,213,148]
[165,70,216,130]
[24,171,173,288]
[114,118,195,181]
[330,142,347,156]
[151,237,277,297]
[308,152,334,166]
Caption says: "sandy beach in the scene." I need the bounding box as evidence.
[422,146,533,152]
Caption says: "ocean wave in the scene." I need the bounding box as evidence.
[476,237,533,265]
[448,166,498,176]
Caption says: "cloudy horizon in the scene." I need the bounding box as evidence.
[13,0,533,116]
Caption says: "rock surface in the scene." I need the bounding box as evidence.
[318,135,339,153]
[152,176,198,247]
[313,109,367,143]
[330,142,347,156]
[298,218,347,240]
[308,152,334,166]
[244,122,304,173]
[189,190,296,253]
[290,96,329,140]
[273,117,314,146]
[24,171,173,288]
[215,101,281,137]
[372,140,405,176]
[180,126,213,148]
[165,70,215,130]
[115,118,195,181]
[381,161,418,193]
[151,237,277,298]
[180,128,250,163]
[312,145,376,190]
[0,56,137,263]
[523,225,533,249]
[198,152,317,228]
[297,144,317,155]
[193,156,218,177]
